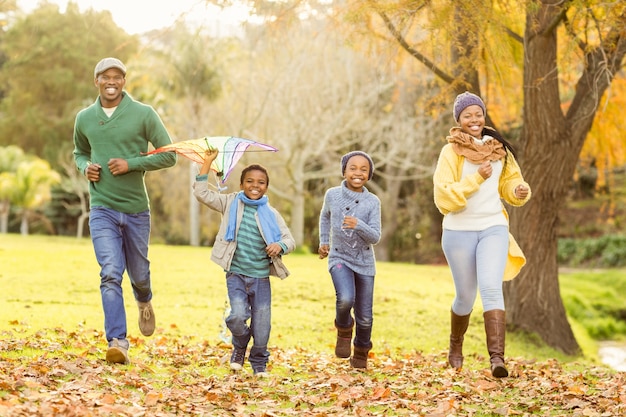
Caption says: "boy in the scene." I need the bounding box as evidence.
[193,148,295,376]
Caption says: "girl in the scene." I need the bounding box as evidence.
[318,151,381,369]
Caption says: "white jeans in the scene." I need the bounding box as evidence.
[442,225,509,315]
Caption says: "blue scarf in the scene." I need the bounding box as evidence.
[225,191,282,243]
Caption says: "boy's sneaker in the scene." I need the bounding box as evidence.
[106,338,129,365]
[230,347,246,371]
[253,367,269,378]
[137,301,155,336]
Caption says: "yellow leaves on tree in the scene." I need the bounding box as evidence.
[579,75,626,190]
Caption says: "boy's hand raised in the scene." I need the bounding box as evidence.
[199,148,218,175]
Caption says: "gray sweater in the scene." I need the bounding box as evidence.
[319,180,381,276]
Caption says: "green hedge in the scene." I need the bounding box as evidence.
[558,235,626,268]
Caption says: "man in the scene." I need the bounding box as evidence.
[73,57,177,364]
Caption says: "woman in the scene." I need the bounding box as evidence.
[433,92,531,377]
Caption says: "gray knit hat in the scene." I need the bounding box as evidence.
[453,91,486,122]
[341,151,374,180]
[94,57,127,78]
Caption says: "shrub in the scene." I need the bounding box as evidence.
[558,235,626,268]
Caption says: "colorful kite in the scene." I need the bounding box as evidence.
[146,136,278,184]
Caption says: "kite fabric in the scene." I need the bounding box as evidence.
[145,136,278,184]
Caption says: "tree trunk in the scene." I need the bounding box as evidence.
[189,164,200,246]
[505,1,581,355]
[0,201,9,234]
[506,1,626,354]
[76,212,89,238]
[374,175,401,262]
[20,212,29,236]
[290,171,305,247]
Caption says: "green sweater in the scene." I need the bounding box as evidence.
[73,92,177,214]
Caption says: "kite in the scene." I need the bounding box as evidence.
[146,136,278,184]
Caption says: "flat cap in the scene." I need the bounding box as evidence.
[94,57,127,78]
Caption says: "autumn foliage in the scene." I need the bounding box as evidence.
[1,326,625,416]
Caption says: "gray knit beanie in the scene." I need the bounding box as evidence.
[341,151,374,180]
[453,91,486,122]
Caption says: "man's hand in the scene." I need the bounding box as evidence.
[85,163,102,182]
[108,158,129,176]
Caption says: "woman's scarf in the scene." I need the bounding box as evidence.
[225,191,282,243]
[447,126,506,164]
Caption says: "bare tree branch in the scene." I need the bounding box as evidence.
[375,10,455,84]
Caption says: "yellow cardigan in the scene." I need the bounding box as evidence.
[433,143,531,280]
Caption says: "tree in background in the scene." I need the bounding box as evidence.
[0,2,138,168]
[0,3,137,237]
[195,15,443,260]
[54,153,89,238]
[126,22,233,245]
[577,75,626,221]
[0,145,60,234]
[0,145,26,233]
[146,23,224,246]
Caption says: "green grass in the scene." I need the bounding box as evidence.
[0,233,606,368]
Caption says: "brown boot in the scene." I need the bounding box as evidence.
[350,343,371,369]
[484,309,508,378]
[335,320,353,358]
[448,310,471,369]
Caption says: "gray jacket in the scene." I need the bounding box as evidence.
[193,179,295,279]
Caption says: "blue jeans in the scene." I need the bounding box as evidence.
[441,225,509,315]
[225,272,271,371]
[89,206,152,348]
[330,264,374,349]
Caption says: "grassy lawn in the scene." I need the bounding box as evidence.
[0,233,599,365]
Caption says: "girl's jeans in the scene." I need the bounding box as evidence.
[89,206,152,348]
[441,225,508,316]
[330,263,374,349]
[225,272,271,371]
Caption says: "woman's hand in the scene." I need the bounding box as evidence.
[515,184,529,199]
[478,161,492,179]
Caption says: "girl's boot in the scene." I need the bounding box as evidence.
[448,310,471,369]
[335,320,353,358]
[350,343,372,369]
[483,309,508,377]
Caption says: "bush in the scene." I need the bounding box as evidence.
[558,235,626,268]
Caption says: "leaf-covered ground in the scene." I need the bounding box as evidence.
[1,327,625,416]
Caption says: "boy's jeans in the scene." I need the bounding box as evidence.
[226,272,271,371]
[89,206,152,347]
[330,264,374,348]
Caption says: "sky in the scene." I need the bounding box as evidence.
[16,0,250,35]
